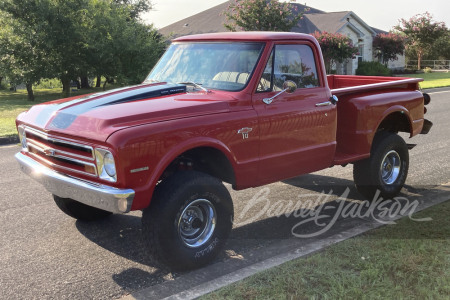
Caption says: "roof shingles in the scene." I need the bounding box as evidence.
[159,1,378,38]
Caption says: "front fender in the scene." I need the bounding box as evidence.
[106,110,259,210]
[140,137,237,210]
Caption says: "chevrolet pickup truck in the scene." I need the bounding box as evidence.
[15,32,432,270]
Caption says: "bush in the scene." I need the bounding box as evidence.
[424,67,433,73]
[392,68,419,75]
[35,78,63,89]
[356,61,392,76]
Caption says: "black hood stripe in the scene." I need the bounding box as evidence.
[34,83,187,129]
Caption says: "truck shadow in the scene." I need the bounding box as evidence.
[75,173,435,292]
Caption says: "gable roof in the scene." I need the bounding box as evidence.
[300,11,351,33]
[159,1,230,37]
[159,1,378,38]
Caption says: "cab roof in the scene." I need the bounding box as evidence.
[173,31,317,43]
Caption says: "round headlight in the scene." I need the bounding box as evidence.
[104,152,116,177]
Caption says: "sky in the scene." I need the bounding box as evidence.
[142,0,450,32]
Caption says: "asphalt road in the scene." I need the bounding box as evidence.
[1,88,449,299]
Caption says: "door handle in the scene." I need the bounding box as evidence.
[315,101,332,107]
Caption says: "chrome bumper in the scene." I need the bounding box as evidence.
[15,152,135,213]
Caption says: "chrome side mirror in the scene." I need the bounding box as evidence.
[263,80,297,105]
[283,80,297,94]
[330,95,338,105]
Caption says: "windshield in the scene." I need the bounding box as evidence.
[146,42,265,92]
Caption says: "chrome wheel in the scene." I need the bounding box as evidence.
[178,199,216,248]
[380,150,401,185]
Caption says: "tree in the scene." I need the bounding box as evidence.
[1,0,90,96]
[0,9,52,100]
[430,30,450,60]
[113,0,152,19]
[1,0,162,97]
[372,33,405,66]
[395,12,447,70]
[85,0,165,88]
[312,31,359,74]
[224,0,307,32]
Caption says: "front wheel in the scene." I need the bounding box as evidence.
[353,132,409,199]
[142,171,233,270]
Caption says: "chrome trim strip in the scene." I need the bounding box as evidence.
[27,139,95,161]
[28,151,98,178]
[15,152,134,213]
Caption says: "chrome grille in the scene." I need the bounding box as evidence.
[23,126,97,178]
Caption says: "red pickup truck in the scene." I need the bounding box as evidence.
[15,32,432,269]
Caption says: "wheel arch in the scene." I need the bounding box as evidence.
[140,138,237,209]
[371,107,413,147]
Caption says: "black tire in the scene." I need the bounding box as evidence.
[142,171,233,271]
[53,195,112,221]
[353,132,409,200]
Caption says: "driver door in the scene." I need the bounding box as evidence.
[253,43,337,184]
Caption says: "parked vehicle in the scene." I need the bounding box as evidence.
[15,32,432,270]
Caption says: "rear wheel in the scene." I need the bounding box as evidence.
[142,171,233,270]
[53,195,112,221]
[353,132,409,199]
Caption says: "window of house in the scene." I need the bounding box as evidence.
[358,44,364,63]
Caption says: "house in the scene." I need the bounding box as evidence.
[159,1,405,74]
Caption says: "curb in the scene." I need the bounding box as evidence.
[0,135,19,146]
[423,86,450,93]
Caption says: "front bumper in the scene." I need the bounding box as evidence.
[15,152,135,213]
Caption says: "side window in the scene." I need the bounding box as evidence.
[256,50,274,92]
[257,44,320,92]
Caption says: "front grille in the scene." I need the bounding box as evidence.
[23,126,98,178]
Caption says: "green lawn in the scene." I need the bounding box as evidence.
[0,87,108,138]
[404,72,450,89]
[202,200,450,299]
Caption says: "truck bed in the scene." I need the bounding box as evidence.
[327,75,425,166]
[327,75,423,95]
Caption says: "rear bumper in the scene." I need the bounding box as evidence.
[15,152,135,213]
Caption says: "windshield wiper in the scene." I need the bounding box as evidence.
[178,81,209,93]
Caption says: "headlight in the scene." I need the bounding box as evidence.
[95,148,117,182]
[103,152,116,177]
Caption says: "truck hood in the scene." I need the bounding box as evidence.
[18,83,231,142]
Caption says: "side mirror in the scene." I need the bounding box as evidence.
[263,80,297,104]
[330,95,338,105]
[283,80,297,94]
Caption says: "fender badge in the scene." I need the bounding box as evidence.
[238,127,252,139]
[130,166,149,174]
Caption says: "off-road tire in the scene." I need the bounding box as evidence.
[353,132,409,199]
[142,171,233,271]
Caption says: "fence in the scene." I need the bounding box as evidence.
[406,60,450,70]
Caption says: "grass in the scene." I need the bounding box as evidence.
[0,87,113,138]
[202,200,450,300]
[403,72,450,89]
